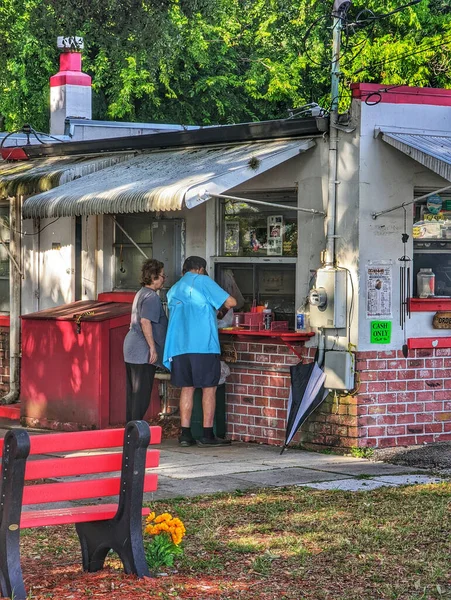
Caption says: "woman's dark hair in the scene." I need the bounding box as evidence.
[140,258,164,286]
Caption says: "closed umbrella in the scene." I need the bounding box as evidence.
[280,361,327,454]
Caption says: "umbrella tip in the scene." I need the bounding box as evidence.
[280,446,286,455]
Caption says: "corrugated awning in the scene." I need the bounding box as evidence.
[379,128,451,181]
[0,153,135,199]
[22,139,314,218]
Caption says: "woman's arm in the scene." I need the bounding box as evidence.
[141,318,158,364]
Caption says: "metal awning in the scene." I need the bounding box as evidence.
[22,139,314,218]
[0,153,135,199]
[378,128,451,182]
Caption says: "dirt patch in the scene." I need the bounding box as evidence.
[372,441,451,474]
[149,414,180,439]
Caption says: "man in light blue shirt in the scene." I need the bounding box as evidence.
[164,256,236,447]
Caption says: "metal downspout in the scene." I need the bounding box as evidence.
[2,194,22,404]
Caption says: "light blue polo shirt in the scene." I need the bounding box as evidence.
[163,272,229,368]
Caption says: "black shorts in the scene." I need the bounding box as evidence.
[171,353,221,388]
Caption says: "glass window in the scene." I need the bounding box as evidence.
[215,262,296,327]
[0,206,9,312]
[413,190,451,297]
[221,191,297,257]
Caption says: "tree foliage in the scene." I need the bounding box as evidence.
[0,0,450,132]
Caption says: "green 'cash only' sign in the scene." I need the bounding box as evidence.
[370,321,392,344]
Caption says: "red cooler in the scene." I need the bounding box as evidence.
[21,299,160,430]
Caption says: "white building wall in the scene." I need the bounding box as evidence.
[22,217,75,314]
[357,99,451,350]
[222,145,327,313]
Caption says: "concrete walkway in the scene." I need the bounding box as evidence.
[145,439,443,501]
[0,424,443,505]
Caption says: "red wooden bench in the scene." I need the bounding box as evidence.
[0,420,161,600]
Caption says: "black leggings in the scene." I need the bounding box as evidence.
[125,362,157,422]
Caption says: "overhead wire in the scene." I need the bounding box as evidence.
[352,32,451,75]
[0,217,61,236]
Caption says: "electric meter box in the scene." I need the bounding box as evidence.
[309,268,347,328]
[324,350,355,391]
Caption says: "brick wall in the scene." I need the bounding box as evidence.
[356,348,451,448]
[163,341,451,450]
[0,327,9,395]
[221,338,319,446]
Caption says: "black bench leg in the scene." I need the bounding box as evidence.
[0,529,27,600]
[75,421,152,578]
[75,521,111,572]
[75,519,150,577]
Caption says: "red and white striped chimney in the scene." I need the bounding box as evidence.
[50,37,92,135]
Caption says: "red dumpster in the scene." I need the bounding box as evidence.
[20,299,160,430]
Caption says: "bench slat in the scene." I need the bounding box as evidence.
[22,473,158,505]
[24,449,160,480]
[0,425,162,455]
[20,504,151,528]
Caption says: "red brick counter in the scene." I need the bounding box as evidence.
[220,332,314,445]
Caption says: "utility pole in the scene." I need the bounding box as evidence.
[324,0,350,266]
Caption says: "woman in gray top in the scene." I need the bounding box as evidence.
[123,258,168,422]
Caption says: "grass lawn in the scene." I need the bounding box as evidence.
[17,482,451,600]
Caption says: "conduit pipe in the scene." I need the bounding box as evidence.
[2,194,22,404]
[324,13,342,267]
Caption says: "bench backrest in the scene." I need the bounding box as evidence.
[0,423,161,507]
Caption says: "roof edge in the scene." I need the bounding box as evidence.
[21,118,323,160]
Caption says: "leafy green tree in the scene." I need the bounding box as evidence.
[0,0,450,132]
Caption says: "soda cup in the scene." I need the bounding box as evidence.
[263,309,272,330]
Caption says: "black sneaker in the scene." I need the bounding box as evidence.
[178,434,195,447]
[196,436,232,447]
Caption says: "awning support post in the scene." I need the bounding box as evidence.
[203,192,326,216]
[372,184,451,219]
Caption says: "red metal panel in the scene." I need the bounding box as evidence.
[219,329,314,340]
[350,83,451,106]
[409,298,451,312]
[98,292,135,303]
[109,325,129,424]
[21,300,131,322]
[21,318,102,427]
[408,337,451,349]
[24,450,160,480]
[21,505,151,528]
[22,474,158,505]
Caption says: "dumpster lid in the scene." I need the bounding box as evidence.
[21,300,132,321]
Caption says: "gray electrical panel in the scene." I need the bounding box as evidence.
[309,268,347,328]
[324,350,355,390]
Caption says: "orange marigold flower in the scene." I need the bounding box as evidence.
[146,512,156,524]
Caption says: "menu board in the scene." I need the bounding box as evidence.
[366,262,392,318]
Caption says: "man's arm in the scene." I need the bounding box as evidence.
[141,318,158,364]
[223,295,237,309]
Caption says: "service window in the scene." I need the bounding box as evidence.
[221,191,297,257]
[216,190,298,327]
[113,214,183,291]
[215,262,296,327]
[413,189,451,297]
